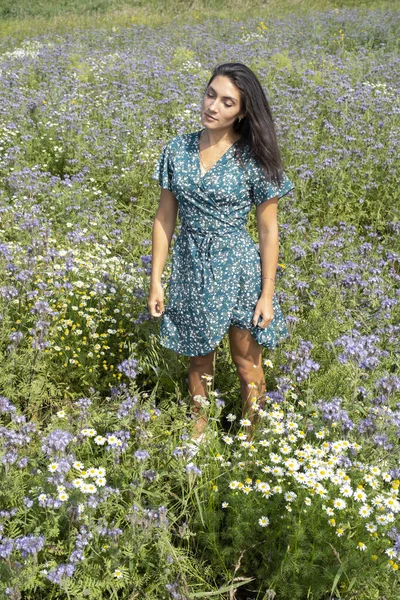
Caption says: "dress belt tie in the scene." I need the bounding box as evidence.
[181,224,217,283]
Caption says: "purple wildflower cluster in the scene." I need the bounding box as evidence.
[282,340,320,383]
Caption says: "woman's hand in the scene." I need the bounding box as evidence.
[148,282,165,318]
[252,296,274,329]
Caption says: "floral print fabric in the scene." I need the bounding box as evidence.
[151,128,295,356]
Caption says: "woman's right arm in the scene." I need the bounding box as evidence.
[148,189,178,317]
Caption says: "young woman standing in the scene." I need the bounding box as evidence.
[148,62,294,441]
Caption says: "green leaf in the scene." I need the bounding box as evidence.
[189,577,255,598]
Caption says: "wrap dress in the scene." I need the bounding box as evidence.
[151,128,295,357]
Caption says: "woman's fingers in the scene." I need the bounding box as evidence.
[148,298,164,317]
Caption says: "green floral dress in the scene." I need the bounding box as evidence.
[152,128,294,357]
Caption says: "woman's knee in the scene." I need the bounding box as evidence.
[234,358,256,383]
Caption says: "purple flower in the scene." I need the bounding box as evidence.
[117,358,138,379]
[186,462,202,476]
[41,429,74,456]
[134,450,150,461]
[0,538,14,559]
[46,563,75,585]
[14,534,45,557]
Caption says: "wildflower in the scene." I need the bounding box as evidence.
[222,435,233,445]
[333,498,347,510]
[95,477,106,487]
[259,516,270,527]
[385,548,396,558]
[113,569,123,579]
[81,428,97,437]
[305,497,312,506]
[247,382,257,389]
[186,462,202,476]
[134,450,150,461]
[222,502,229,508]
[58,492,69,502]
[263,359,273,368]
[284,491,297,502]
[240,418,251,427]
[384,497,400,512]
[56,410,66,418]
[226,413,237,422]
[48,462,59,472]
[72,478,83,488]
[336,527,344,537]
[87,467,98,477]
[193,395,210,408]
[73,461,84,470]
[229,481,240,490]
[107,435,120,446]
[94,435,107,445]
[359,504,373,518]
[357,542,367,551]
[354,489,367,502]
[366,522,377,533]
[340,484,353,497]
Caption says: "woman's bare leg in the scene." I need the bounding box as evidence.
[228,326,266,432]
[188,348,216,438]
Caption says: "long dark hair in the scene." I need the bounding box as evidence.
[204,62,284,187]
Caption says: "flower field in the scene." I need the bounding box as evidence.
[0,3,399,599]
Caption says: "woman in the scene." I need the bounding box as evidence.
[148,62,294,442]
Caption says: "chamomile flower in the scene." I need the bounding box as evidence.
[354,489,367,502]
[240,418,252,427]
[48,462,59,472]
[259,516,270,527]
[113,569,123,579]
[333,498,347,510]
[226,413,237,422]
[81,428,97,437]
[94,435,107,445]
[263,359,273,368]
[359,504,373,518]
[357,542,367,551]
[221,502,229,508]
[222,435,234,445]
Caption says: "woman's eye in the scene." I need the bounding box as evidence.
[206,92,233,108]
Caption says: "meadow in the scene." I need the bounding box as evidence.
[0,1,399,598]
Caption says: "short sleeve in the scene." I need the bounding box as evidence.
[251,165,295,207]
[151,141,174,191]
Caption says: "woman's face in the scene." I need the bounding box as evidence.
[201,75,243,131]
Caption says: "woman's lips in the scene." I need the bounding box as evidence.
[205,113,217,120]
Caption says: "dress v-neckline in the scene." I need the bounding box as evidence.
[197,128,240,179]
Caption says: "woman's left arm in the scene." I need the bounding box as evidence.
[252,197,279,328]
